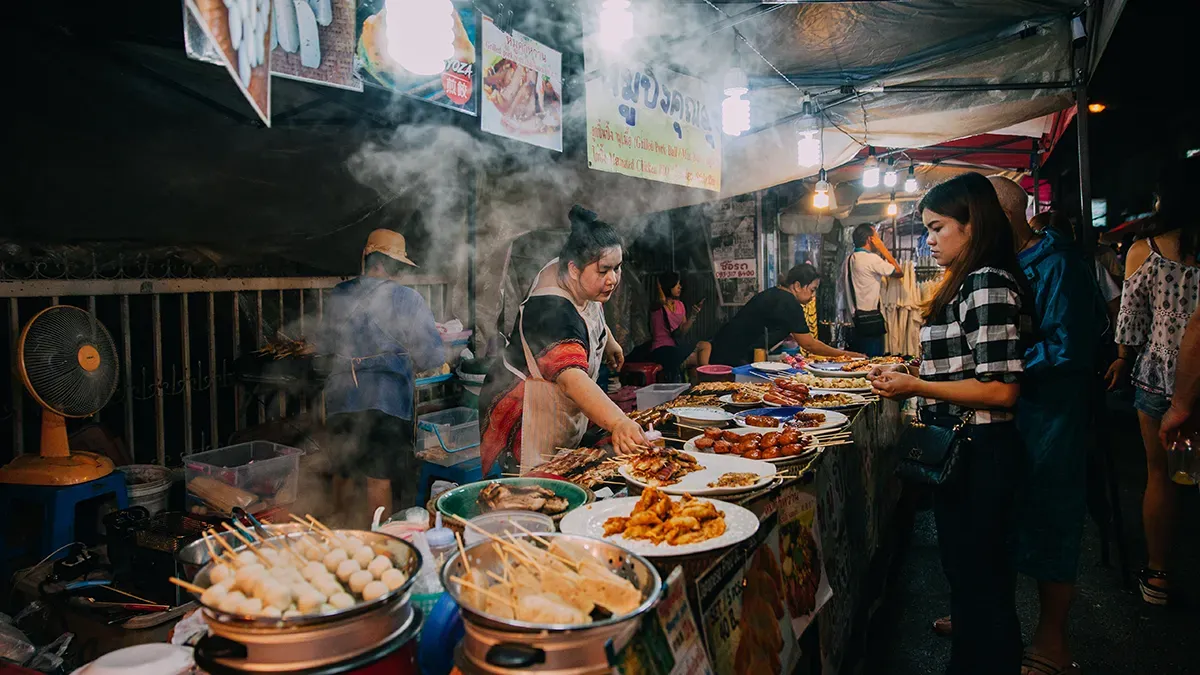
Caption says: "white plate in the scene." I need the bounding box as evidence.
[805,365,871,378]
[682,426,818,464]
[718,393,764,407]
[558,496,760,557]
[804,392,869,409]
[619,450,776,496]
[668,406,734,427]
[799,379,873,393]
[732,407,849,433]
[751,361,792,372]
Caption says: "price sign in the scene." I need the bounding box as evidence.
[714,259,757,280]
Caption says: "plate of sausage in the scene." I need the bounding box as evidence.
[684,426,818,463]
[732,407,849,433]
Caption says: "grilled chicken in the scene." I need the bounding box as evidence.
[477,483,569,515]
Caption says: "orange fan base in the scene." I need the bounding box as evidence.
[0,410,114,486]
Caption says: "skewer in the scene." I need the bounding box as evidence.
[455,532,471,577]
[506,532,580,571]
[209,528,244,560]
[448,515,545,571]
[220,523,273,565]
[508,520,552,548]
[200,531,224,564]
[304,514,339,538]
[101,585,159,605]
[169,577,206,595]
[449,576,518,610]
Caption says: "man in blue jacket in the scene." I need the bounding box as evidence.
[992,177,1106,675]
[320,229,445,521]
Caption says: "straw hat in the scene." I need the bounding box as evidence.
[362,229,417,268]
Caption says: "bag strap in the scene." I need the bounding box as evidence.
[846,253,861,312]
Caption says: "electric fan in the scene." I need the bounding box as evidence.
[0,306,120,485]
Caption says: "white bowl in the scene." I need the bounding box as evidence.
[668,406,734,427]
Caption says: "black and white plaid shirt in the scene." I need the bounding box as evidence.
[919,268,1025,424]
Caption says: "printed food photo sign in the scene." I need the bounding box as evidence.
[184,0,272,125]
[355,0,478,115]
[480,15,563,151]
[271,0,362,91]
[585,63,721,191]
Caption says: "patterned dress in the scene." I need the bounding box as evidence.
[1114,238,1200,396]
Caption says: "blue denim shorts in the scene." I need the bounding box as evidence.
[1133,388,1171,420]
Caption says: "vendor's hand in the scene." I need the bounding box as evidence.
[612,418,648,455]
[867,364,908,380]
[605,340,625,372]
[843,351,867,359]
[871,371,922,400]
[1160,402,1195,449]
[1104,357,1131,391]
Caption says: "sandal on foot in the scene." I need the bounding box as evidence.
[930,615,952,637]
[1138,567,1170,606]
[1022,650,1081,675]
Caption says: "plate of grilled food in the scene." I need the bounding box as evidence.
[437,478,593,522]
[791,373,873,392]
[719,391,765,407]
[618,449,775,496]
[733,407,848,433]
[803,392,868,409]
[559,487,759,556]
[684,426,819,463]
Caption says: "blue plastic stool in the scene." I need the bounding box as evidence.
[417,455,500,505]
[0,472,129,563]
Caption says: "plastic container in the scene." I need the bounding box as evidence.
[696,364,734,382]
[635,383,690,410]
[117,465,173,516]
[183,441,303,514]
[462,510,555,547]
[417,407,480,454]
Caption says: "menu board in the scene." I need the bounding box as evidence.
[354,1,479,116]
[776,486,832,637]
[616,567,714,675]
[707,196,759,306]
[585,63,721,191]
[480,16,563,151]
[271,0,362,91]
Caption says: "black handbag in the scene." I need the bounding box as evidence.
[896,412,973,485]
[848,254,887,338]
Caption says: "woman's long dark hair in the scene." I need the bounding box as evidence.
[1154,155,1200,262]
[919,173,1022,319]
[656,271,680,308]
[558,205,622,279]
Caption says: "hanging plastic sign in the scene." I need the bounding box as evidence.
[480,15,563,151]
[270,0,363,91]
[183,0,272,126]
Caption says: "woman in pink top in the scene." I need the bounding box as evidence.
[649,272,710,374]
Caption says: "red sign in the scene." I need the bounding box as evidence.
[714,259,756,280]
[442,61,474,106]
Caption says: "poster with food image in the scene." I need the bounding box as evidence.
[355,0,478,116]
[270,0,362,91]
[184,0,272,126]
[707,196,760,306]
[696,510,798,675]
[777,485,832,636]
[615,567,713,675]
[480,15,562,151]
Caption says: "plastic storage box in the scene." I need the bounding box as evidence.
[418,407,480,454]
[184,441,302,515]
[636,383,691,410]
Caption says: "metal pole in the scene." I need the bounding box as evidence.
[1076,84,1094,253]
[181,294,193,454]
[207,293,218,449]
[120,296,134,460]
[152,295,165,465]
[9,299,23,456]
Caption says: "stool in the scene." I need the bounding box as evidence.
[620,362,662,387]
[417,456,501,505]
[0,472,129,564]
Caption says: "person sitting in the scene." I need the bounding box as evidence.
[708,263,862,366]
[646,272,710,377]
[846,223,903,357]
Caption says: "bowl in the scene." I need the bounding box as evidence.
[436,477,593,523]
[668,406,734,427]
[696,364,733,383]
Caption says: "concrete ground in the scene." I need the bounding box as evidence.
[868,402,1200,675]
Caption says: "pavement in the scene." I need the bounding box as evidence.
[867,402,1200,675]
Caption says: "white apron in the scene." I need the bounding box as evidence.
[504,259,607,472]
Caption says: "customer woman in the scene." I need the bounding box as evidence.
[648,272,711,374]
[480,206,648,474]
[870,172,1027,675]
[1105,156,1200,606]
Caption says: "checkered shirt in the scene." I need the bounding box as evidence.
[919,268,1025,424]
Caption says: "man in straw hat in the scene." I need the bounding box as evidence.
[320,229,444,520]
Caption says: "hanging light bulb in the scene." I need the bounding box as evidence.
[886,193,899,217]
[598,0,634,54]
[883,159,898,188]
[383,0,456,76]
[722,66,751,136]
[904,166,918,193]
[812,169,831,210]
[862,147,880,188]
[795,94,821,167]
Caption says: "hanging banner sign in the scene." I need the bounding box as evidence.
[355,1,479,116]
[183,0,272,126]
[480,16,563,151]
[585,63,721,191]
[271,0,362,91]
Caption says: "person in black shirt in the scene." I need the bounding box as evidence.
[708,263,863,366]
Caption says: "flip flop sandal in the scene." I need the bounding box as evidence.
[1022,650,1081,675]
[1137,567,1170,606]
[930,615,952,637]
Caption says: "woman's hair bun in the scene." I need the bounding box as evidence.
[568,205,599,229]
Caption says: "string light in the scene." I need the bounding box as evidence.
[598,0,634,54]
[384,0,455,76]
[795,94,821,167]
[862,147,880,188]
[813,169,831,209]
[883,159,898,188]
[886,193,898,217]
[722,66,751,136]
[904,166,918,193]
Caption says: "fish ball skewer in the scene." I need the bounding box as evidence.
[348,569,374,594]
[361,580,388,602]
[217,591,247,614]
[335,559,361,582]
[328,592,355,610]
[201,582,231,607]
[367,555,393,578]
[352,547,375,568]
[235,564,266,593]
[323,548,349,573]
[380,568,408,592]
[209,562,234,585]
[301,561,327,582]
[295,587,327,613]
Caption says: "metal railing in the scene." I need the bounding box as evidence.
[1,275,451,466]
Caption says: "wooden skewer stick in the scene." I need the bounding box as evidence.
[304,514,339,538]
[508,520,552,548]
[102,585,159,605]
[485,570,509,585]
[449,576,518,610]
[201,530,224,564]
[448,515,544,571]
[220,523,273,566]
[455,532,471,577]
[209,528,244,561]
[169,577,207,595]
[506,532,580,571]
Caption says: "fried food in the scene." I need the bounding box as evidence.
[744,415,780,428]
[602,488,726,547]
[792,374,870,390]
[712,440,733,454]
[706,471,759,488]
[805,393,857,408]
[786,411,827,429]
[703,427,724,440]
[528,448,619,490]
[624,449,704,487]
[732,391,763,404]
[694,437,715,450]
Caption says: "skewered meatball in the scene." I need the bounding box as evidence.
[694,437,715,450]
[328,592,356,610]
[721,430,741,443]
[336,559,362,582]
[353,546,376,568]
[349,569,375,594]
[743,448,763,460]
[760,432,780,448]
[778,429,800,445]
[361,581,388,602]
[380,568,408,591]
[761,445,781,459]
[367,555,394,578]
[780,443,803,456]
[703,427,723,440]
[712,440,733,455]
[323,548,349,572]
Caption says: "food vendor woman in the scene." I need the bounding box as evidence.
[480,206,649,474]
[708,263,864,366]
